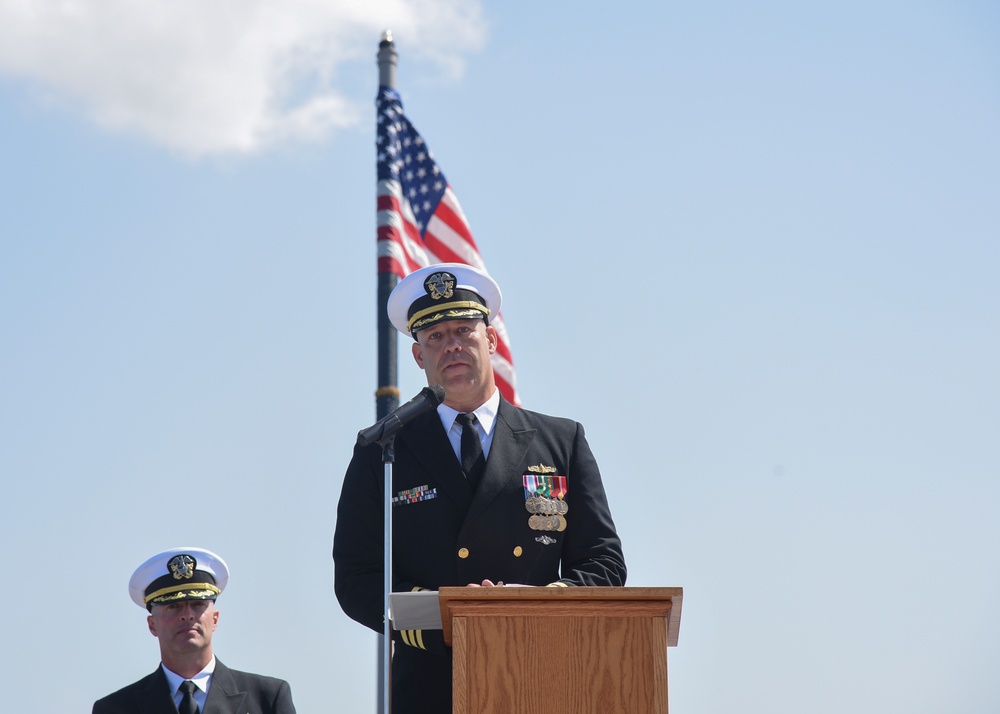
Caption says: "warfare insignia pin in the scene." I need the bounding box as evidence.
[168,554,196,580]
[424,271,456,301]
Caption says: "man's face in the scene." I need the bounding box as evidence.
[147,599,219,657]
[412,318,497,411]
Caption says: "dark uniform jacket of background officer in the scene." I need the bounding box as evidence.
[92,659,296,714]
[333,395,627,714]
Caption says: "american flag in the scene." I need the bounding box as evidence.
[376,86,521,406]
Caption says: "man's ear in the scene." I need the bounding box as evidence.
[412,340,425,368]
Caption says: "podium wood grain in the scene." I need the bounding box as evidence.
[439,586,682,714]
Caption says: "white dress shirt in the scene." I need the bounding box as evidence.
[161,656,215,712]
[436,388,500,464]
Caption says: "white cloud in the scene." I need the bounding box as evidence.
[0,0,487,157]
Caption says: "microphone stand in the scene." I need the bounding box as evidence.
[381,435,395,714]
[361,385,443,714]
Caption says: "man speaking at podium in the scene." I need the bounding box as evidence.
[333,263,626,713]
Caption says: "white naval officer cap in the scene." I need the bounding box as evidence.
[387,262,502,337]
[128,547,229,610]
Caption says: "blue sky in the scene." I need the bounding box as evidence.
[1,1,998,712]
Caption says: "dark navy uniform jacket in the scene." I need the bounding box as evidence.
[92,659,296,714]
[333,396,626,713]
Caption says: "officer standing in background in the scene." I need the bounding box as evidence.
[93,547,296,714]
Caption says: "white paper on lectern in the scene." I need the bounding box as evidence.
[389,590,442,630]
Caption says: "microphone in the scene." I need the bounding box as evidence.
[356,385,446,446]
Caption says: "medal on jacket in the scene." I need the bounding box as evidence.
[523,471,568,532]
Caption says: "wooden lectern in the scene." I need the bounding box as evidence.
[438,586,682,714]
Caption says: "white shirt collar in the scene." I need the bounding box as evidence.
[437,388,500,435]
[161,655,216,698]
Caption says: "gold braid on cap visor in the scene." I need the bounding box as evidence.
[145,582,221,604]
[407,301,490,333]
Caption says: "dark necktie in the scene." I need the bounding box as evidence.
[179,680,199,714]
[457,413,485,489]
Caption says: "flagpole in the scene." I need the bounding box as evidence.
[376,32,399,421]
[375,29,399,714]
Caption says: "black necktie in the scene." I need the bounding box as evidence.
[457,413,485,489]
[179,680,199,714]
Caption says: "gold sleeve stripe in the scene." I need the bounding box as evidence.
[400,630,427,649]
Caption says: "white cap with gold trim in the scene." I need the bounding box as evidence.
[128,547,229,610]
[387,263,502,337]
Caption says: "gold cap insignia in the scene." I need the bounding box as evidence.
[168,554,196,580]
[424,271,456,301]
